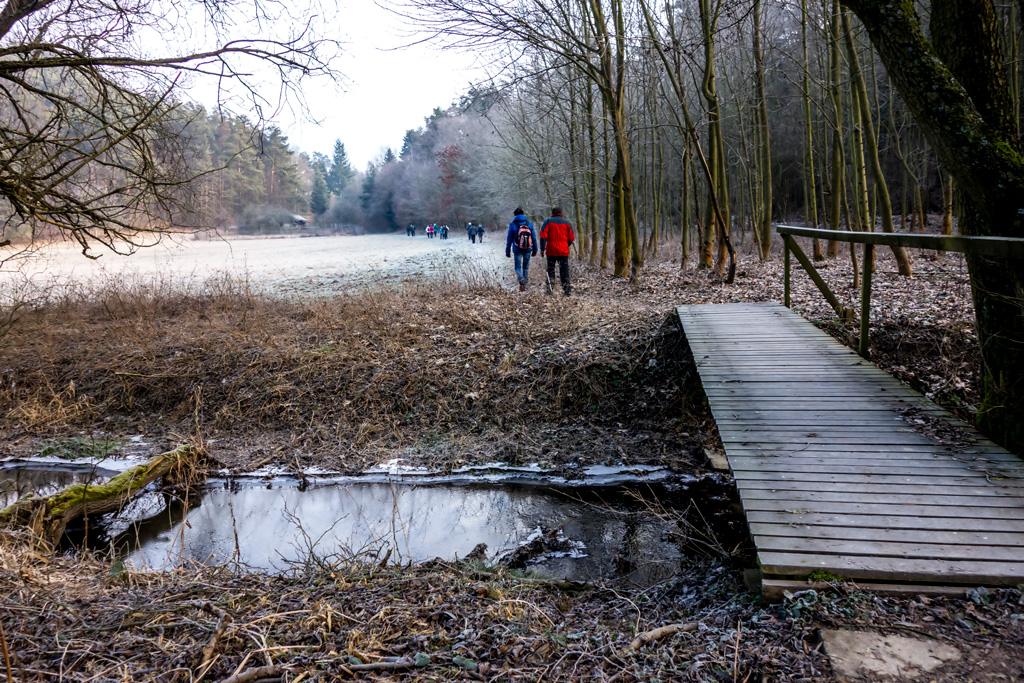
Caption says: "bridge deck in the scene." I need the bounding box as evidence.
[677,302,1024,596]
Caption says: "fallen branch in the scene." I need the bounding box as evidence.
[0,445,199,546]
[469,568,589,592]
[619,622,698,655]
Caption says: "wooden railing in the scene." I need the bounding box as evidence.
[777,225,1024,358]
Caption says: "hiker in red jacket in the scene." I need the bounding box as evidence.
[539,207,575,296]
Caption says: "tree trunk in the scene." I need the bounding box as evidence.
[843,12,913,274]
[941,170,955,235]
[568,73,585,258]
[682,143,692,267]
[699,0,729,270]
[840,0,1024,452]
[587,83,600,265]
[601,105,612,270]
[754,0,773,260]
[848,71,871,232]
[828,0,845,258]
[592,0,642,281]
[803,0,823,259]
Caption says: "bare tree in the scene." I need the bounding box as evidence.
[398,0,645,281]
[0,0,338,256]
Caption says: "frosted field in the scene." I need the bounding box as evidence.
[0,231,507,296]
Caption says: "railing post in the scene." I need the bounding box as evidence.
[783,234,791,308]
[859,243,874,358]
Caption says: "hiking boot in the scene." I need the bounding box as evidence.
[519,281,525,292]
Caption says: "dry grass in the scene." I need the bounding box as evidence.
[0,264,699,472]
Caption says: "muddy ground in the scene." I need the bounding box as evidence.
[1,231,1022,682]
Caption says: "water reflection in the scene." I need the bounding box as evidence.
[121,480,684,583]
[0,462,117,508]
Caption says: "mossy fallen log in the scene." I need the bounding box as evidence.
[0,445,199,547]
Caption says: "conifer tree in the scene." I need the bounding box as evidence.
[310,169,330,216]
[328,141,355,195]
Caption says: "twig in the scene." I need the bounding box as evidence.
[343,658,416,673]
[0,619,12,683]
[217,664,289,683]
[619,622,698,656]
[198,603,232,674]
[733,619,741,682]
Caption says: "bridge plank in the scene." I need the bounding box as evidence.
[739,499,1024,519]
[731,470,1024,486]
[754,536,1024,562]
[726,458,1024,474]
[758,552,1024,584]
[738,480,1024,496]
[747,522,1024,547]
[739,489,1024,507]
[727,453,1023,465]
[745,509,1024,532]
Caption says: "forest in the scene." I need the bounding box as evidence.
[272,0,1020,278]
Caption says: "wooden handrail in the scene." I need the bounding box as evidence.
[776,225,1024,359]
[776,225,1024,259]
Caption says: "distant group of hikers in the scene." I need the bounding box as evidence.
[411,223,451,239]
[406,223,488,241]
[506,206,575,295]
[466,222,485,243]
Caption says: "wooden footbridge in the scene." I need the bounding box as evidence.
[677,302,1024,597]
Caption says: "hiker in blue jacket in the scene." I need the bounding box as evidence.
[505,208,538,291]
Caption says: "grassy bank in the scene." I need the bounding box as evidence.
[0,264,702,473]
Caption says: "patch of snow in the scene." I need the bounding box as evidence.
[225,461,688,489]
[362,458,430,475]
[0,455,148,474]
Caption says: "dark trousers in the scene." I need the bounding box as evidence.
[546,255,570,293]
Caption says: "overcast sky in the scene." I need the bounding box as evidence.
[268,2,485,170]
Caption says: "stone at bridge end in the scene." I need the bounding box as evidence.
[703,448,729,471]
[820,629,960,681]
